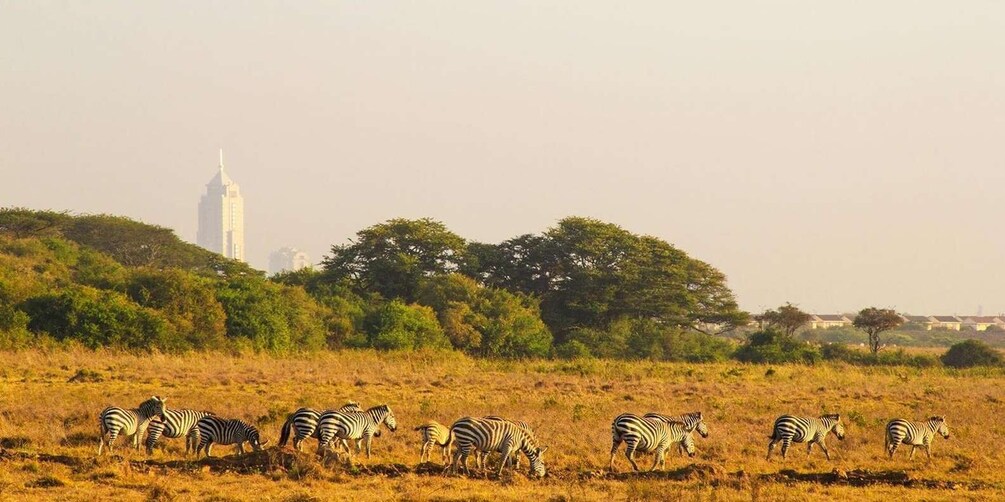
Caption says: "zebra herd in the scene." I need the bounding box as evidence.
[96,398,952,477]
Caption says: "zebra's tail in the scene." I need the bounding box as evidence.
[278,415,293,448]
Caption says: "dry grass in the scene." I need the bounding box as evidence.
[1,348,1003,501]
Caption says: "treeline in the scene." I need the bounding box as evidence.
[0,209,748,358]
[3,208,1001,367]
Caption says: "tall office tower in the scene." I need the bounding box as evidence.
[197,150,245,262]
[268,247,312,275]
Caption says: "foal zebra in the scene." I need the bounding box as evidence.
[449,417,547,477]
[278,401,362,452]
[885,416,950,460]
[316,404,397,463]
[767,414,845,460]
[145,408,214,455]
[97,396,167,455]
[191,415,267,457]
[609,413,696,472]
[415,420,452,464]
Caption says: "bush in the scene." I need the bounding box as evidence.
[941,339,1004,368]
[734,329,821,364]
[361,301,450,351]
[821,344,938,367]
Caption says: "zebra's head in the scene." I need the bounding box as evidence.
[681,433,697,457]
[527,446,547,478]
[690,412,709,438]
[141,396,167,421]
[823,414,845,440]
[246,425,267,451]
[931,416,950,439]
[373,404,397,432]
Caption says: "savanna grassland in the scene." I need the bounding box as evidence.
[1,349,1003,501]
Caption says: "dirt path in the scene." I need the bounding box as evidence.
[2,447,998,493]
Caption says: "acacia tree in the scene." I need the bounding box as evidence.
[853,307,903,355]
[755,303,810,336]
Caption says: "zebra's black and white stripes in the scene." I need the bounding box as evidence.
[97,396,166,455]
[415,420,452,464]
[609,413,696,472]
[191,415,266,457]
[885,416,950,460]
[449,416,547,477]
[278,401,362,452]
[316,404,397,463]
[767,414,845,460]
[145,408,214,455]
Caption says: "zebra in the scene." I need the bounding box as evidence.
[767,414,845,460]
[644,411,708,455]
[191,415,267,457]
[415,420,452,464]
[278,401,362,452]
[609,413,696,472]
[449,416,547,478]
[885,416,950,460]
[144,408,214,455]
[480,416,534,469]
[97,396,167,456]
[315,404,397,463]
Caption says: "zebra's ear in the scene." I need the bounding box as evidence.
[539,446,548,455]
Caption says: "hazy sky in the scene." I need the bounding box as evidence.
[2,1,1004,315]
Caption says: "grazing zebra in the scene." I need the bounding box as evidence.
[415,420,452,464]
[449,416,547,478]
[278,401,362,452]
[885,416,950,460]
[316,404,397,463]
[97,396,167,455]
[481,416,534,469]
[609,413,696,472]
[767,414,845,460]
[191,415,267,457]
[144,408,214,455]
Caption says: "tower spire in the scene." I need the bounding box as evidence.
[219,148,224,170]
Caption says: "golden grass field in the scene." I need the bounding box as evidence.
[1,349,1003,501]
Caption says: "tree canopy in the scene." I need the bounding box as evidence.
[853,307,904,355]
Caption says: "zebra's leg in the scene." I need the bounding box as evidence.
[625,443,641,472]
[806,441,814,456]
[888,439,901,458]
[925,443,932,461]
[609,437,622,471]
[206,442,214,458]
[441,445,450,465]
[909,446,917,460]
[818,440,830,461]
[237,442,245,455]
[364,434,373,459]
[649,447,663,472]
[497,446,513,477]
[106,428,120,455]
[780,438,791,459]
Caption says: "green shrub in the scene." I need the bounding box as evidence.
[821,344,938,367]
[361,301,450,351]
[734,329,821,364]
[941,339,1004,368]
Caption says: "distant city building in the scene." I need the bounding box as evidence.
[197,150,245,262]
[269,247,311,275]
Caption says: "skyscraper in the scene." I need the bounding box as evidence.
[197,150,245,262]
[268,247,311,275]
